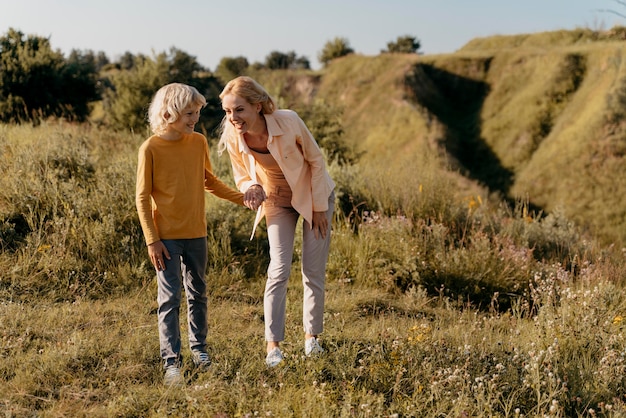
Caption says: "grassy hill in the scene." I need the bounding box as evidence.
[265,28,626,246]
[4,28,626,417]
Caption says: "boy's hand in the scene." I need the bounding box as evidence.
[148,241,171,271]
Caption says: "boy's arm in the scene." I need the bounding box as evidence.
[203,146,244,205]
[136,147,160,245]
[204,170,244,205]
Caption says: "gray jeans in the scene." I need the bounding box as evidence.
[264,192,334,342]
[156,237,208,367]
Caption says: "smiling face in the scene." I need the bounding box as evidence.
[221,94,262,135]
[162,105,201,140]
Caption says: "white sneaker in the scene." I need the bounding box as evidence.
[265,347,283,367]
[305,337,324,356]
[192,350,211,371]
[164,365,183,386]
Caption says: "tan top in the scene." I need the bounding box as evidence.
[136,132,243,245]
[250,149,292,208]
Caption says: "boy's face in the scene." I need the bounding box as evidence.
[165,105,201,138]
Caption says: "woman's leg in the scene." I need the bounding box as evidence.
[264,206,299,347]
[301,192,335,338]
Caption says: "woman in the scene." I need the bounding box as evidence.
[218,76,335,367]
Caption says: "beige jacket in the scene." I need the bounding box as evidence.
[224,109,335,238]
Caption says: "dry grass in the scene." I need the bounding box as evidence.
[1,122,626,417]
[3,32,626,414]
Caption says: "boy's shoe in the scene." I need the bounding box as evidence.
[265,347,283,367]
[305,337,324,356]
[192,350,211,371]
[164,364,183,387]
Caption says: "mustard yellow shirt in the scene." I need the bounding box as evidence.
[136,132,243,245]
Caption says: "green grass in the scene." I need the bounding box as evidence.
[1,121,625,417]
[308,32,626,246]
[3,31,626,414]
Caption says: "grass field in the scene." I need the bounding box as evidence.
[0,122,625,417]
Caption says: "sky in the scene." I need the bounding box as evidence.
[2,0,623,71]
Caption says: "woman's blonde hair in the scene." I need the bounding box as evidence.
[148,83,206,135]
[217,76,276,154]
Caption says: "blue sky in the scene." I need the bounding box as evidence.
[2,0,622,70]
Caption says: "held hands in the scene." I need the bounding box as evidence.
[148,240,170,271]
[244,184,266,211]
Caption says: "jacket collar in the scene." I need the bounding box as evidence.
[264,113,284,144]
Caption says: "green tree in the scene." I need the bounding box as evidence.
[94,51,110,72]
[318,37,354,67]
[214,56,249,84]
[61,49,101,118]
[383,35,421,54]
[103,53,170,133]
[103,48,223,134]
[265,50,310,70]
[168,47,205,80]
[117,51,136,70]
[293,55,311,70]
[0,28,98,123]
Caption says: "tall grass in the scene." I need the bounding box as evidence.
[1,123,625,417]
[0,123,148,301]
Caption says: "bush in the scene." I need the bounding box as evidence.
[102,48,224,135]
[0,28,98,123]
[318,37,354,67]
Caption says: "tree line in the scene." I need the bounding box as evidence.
[0,28,420,134]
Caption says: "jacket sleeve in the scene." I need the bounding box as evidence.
[227,140,258,193]
[293,114,334,212]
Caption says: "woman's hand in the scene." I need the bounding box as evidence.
[244,184,266,210]
[148,240,170,271]
[312,211,329,240]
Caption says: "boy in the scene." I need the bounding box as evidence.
[136,83,244,386]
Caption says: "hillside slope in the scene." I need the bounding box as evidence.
[309,30,626,245]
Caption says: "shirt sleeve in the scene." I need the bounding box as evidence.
[135,144,160,245]
[203,141,245,205]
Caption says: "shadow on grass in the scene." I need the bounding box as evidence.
[406,60,516,195]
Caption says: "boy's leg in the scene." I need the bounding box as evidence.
[157,239,184,367]
[264,206,299,343]
[301,192,334,337]
[181,237,208,353]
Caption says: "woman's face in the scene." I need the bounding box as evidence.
[222,93,262,134]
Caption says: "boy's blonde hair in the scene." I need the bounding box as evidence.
[148,83,207,135]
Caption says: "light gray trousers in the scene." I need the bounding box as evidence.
[263,192,334,342]
[156,237,208,368]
